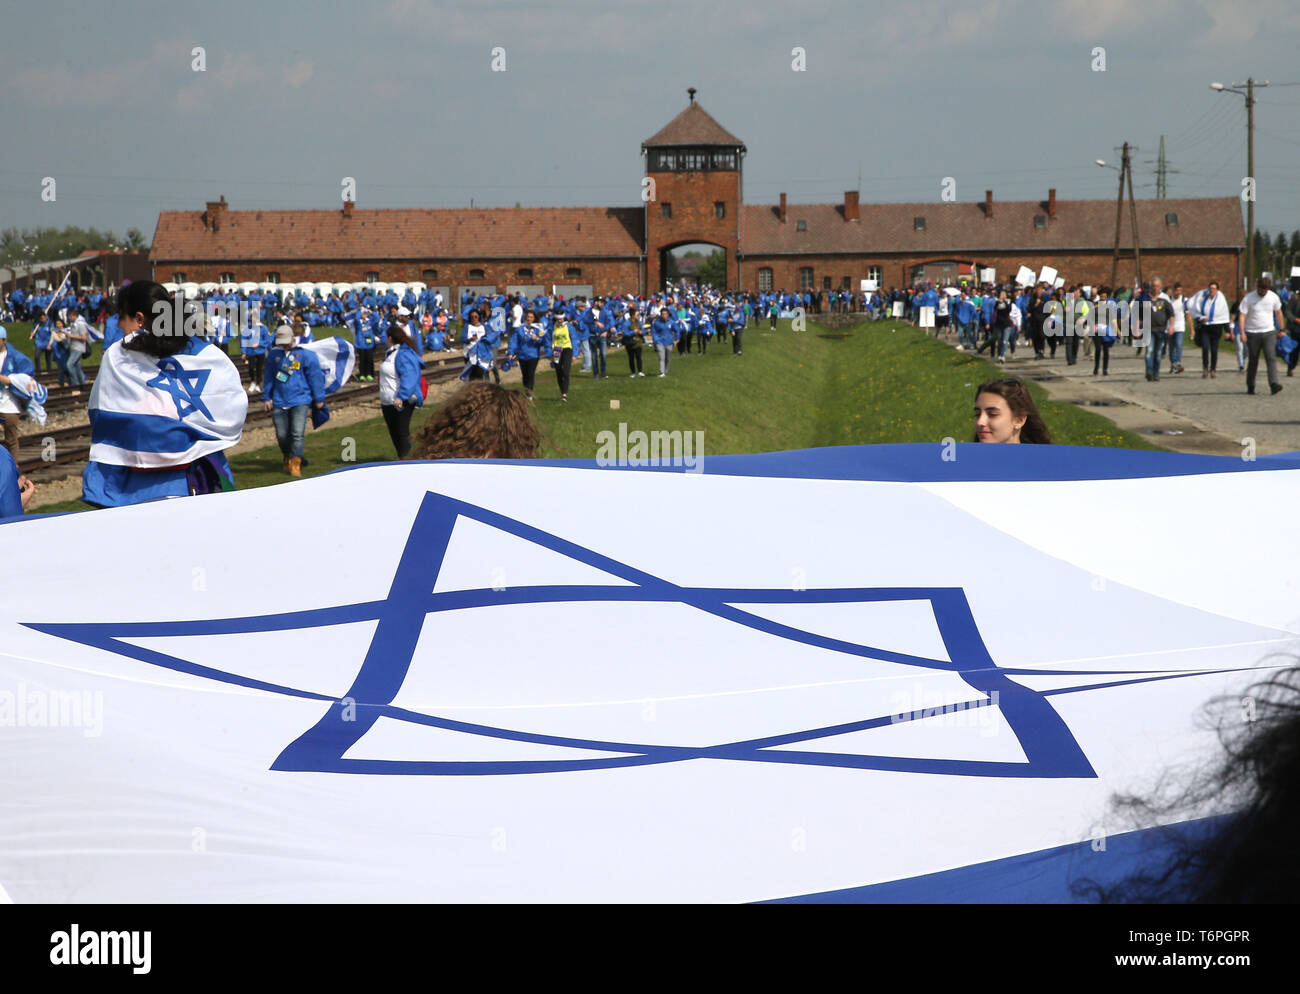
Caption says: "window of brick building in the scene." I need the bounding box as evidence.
[172,272,187,282]
[796,219,807,231]
[265,272,280,283]
[913,217,926,231]
[218,272,233,283]
[517,268,533,278]
[423,269,438,280]
[366,272,379,283]
[868,266,882,284]
[661,203,672,219]
[823,276,832,290]
[469,268,485,279]
[715,202,726,219]
[758,268,773,292]
[1165,212,1179,226]
[842,276,851,290]
[566,267,582,279]
[799,267,814,290]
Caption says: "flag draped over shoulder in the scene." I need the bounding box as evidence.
[303,336,355,396]
[6,373,48,426]
[87,336,248,469]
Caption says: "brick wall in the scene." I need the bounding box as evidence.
[739,249,1241,293]
[645,168,741,290]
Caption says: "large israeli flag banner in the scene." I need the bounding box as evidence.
[1,445,1298,902]
[87,337,248,469]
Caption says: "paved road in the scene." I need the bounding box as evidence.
[957,334,1298,456]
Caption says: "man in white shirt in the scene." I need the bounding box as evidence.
[1236,276,1284,395]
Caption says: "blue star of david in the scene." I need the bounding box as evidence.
[23,491,1232,778]
[146,357,212,420]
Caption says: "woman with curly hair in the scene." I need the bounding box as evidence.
[411,382,540,460]
[971,377,1052,444]
[1075,663,1300,903]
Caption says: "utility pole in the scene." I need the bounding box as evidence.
[1156,135,1167,198]
[1247,78,1255,284]
[1211,78,1268,289]
[1104,142,1141,289]
[1110,144,1127,289]
[1144,135,1179,198]
[1126,143,1143,287]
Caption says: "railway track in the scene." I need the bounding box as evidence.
[17,354,471,480]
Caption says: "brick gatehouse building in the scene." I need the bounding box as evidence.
[151,94,1245,299]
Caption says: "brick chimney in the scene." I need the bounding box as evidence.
[204,195,227,232]
[844,190,860,222]
[779,192,787,223]
[1047,188,1057,219]
[342,198,354,218]
[984,190,993,219]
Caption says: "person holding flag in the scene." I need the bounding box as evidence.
[0,326,37,464]
[262,325,326,477]
[1187,280,1231,378]
[82,281,248,508]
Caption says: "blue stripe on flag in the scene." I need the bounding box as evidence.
[91,410,221,453]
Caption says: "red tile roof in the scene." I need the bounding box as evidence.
[642,102,745,148]
[151,206,646,262]
[739,197,1243,255]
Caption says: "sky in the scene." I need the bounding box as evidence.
[3,0,1299,245]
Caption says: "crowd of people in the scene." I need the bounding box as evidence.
[6,266,1297,517]
[895,274,1300,393]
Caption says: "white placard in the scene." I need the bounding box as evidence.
[861,279,878,292]
[1015,266,1036,287]
[1038,266,1058,286]
[1053,277,1065,289]
[979,268,996,284]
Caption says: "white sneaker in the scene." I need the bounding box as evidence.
[638,372,645,377]
[955,345,965,351]
[659,373,665,378]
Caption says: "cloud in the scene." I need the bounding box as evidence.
[284,60,315,89]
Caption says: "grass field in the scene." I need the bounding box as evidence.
[27,317,1164,514]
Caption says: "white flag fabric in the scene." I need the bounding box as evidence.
[304,336,355,396]
[2,445,1299,902]
[5,373,47,426]
[87,336,248,469]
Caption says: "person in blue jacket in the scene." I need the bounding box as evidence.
[977,292,997,354]
[572,299,593,373]
[344,306,375,381]
[507,307,545,398]
[651,307,677,377]
[953,291,978,350]
[240,315,271,393]
[0,444,35,516]
[696,309,715,353]
[29,309,55,375]
[729,301,746,355]
[379,322,424,459]
[262,325,326,477]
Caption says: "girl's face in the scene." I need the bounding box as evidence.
[974,392,1025,444]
